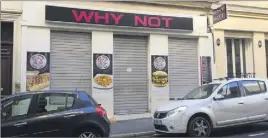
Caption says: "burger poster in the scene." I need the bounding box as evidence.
[93,53,113,90]
[26,52,50,91]
[151,55,169,92]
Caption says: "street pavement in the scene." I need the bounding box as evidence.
[152,122,268,137]
[110,117,268,137]
[110,118,154,136]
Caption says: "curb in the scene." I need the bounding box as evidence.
[110,131,155,138]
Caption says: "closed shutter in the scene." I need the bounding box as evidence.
[114,35,148,114]
[168,38,199,99]
[50,31,92,95]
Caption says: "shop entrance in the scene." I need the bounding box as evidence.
[113,35,149,115]
[1,22,14,96]
[168,37,199,99]
[50,31,92,94]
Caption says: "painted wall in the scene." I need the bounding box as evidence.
[149,34,169,115]
[91,31,114,116]
[13,16,22,93]
[213,30,226,78]
[1,1,22,11]
[253,33,266,78]
[225,1,268,8]
[20,26,50,92]
[212,16,268,33]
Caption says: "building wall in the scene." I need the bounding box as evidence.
[1,1,22,11]
[15,1,213,120]
[211,2,268,78]
[1,1,22,21]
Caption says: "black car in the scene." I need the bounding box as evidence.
[1,90,110,137]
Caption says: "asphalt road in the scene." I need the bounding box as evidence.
[144,122,268,137]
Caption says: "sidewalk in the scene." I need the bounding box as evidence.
[110,118,154,137]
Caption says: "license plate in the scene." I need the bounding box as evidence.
[154,119,162,125]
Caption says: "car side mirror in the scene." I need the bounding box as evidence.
[213,94,224,101]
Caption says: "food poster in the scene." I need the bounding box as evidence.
[93,53,113,90]
[26,52,50,91]
[151,55,169,92]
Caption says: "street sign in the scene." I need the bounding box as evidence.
[213,4,227,24]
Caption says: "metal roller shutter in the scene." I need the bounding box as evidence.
[168,38,199,99]
[50,31,92,95]
[114,35,148,114]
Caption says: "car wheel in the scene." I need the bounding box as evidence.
[75,128,101,138]
[187,116,212,137]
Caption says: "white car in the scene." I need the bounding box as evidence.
[153,78,268,137]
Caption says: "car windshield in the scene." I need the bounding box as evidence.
[183,83,221,100]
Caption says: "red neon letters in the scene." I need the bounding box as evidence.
[72,10,173,28]
[72,10,123,25]
[135,16,173,28]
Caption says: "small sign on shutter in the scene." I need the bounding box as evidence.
[200,56,212,85]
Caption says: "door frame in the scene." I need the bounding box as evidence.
[1,43,13,96]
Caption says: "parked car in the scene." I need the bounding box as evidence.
[153,78,268,137]
[1,90,110,137]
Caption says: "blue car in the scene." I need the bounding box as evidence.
[1,90,110,137]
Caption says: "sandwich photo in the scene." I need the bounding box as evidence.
[152,71,168,87]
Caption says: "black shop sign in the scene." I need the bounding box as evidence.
[45,5,193,31]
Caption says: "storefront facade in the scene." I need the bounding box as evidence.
[9,1,213,119]
[211,2,268,79]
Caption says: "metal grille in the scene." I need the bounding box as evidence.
[113,35,148,114]
[154,112,167,119]
[168,37,199,99]
[50,31,92,95]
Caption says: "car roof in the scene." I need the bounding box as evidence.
[1,90,87,101]
[209,77,267,85]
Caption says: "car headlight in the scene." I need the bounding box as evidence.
[167,106,187,117]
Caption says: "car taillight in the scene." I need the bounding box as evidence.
[95,106,106,117]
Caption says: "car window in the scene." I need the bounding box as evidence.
[36,93,75,114]
[241,80,266,96]
[218,82,241,99]
[1,95,33,120]
[183,84,220,100]
[258,81,267,93]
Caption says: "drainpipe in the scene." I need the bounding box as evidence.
[0,1,2,94]
[207,16,216,64]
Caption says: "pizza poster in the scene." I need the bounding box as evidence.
[26,52,50,91]
[151,55,169,92]
[200,56,212,84]
[93,53,113,90]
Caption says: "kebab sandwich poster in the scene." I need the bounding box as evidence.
[93,53,113,90]
[26,52,50,91]
[151,55,169,92]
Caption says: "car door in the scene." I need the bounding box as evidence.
[240,80,268,121]
[212,81,248,126]
[28,92,77,137]
[1,94,35,137]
